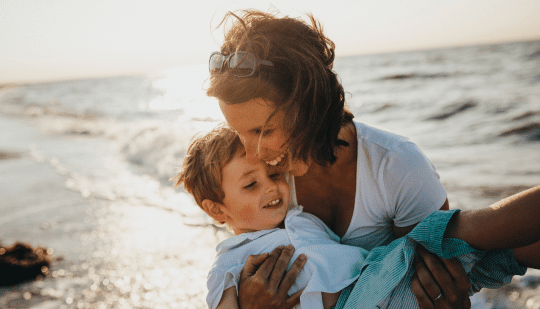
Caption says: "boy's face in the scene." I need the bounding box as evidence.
[220,150,290,235]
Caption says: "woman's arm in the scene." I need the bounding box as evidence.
[444,185,540,251]
[237,245,307,309]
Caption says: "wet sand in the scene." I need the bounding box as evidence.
[0,115,227,309]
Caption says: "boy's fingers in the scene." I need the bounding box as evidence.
[241,252,270,279]
[268,244,296,287]
[285,288,304,309]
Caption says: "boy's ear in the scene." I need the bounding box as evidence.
[201,199,228,223]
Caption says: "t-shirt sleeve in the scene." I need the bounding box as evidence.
[381,141,447,227]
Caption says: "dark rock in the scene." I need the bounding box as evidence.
[0,242,52,286]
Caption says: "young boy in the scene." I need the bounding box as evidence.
[172,123,361,309]
[172,124,540,309]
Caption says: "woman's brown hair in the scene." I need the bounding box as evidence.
[207,10,353,165]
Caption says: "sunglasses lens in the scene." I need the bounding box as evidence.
[209,54,224,74]
[229,53,256,77]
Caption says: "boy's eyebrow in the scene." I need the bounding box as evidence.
[239,169,257,182]
[234,150,257,183]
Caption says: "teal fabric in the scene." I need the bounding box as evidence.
[335,210,526,309]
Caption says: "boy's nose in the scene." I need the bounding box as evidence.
[264,179,278,194]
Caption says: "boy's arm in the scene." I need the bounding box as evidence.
[444,186,540,252]
[216,286,239,309]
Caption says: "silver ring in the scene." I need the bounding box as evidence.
[432,293,443,301]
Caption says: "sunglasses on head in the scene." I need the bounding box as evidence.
[209,51,274,77]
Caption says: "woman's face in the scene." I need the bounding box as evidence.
[219,98,311,176]
[219,98,288,165]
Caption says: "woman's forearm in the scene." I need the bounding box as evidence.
[444,185,540,251]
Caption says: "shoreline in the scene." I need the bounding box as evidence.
[0,115,226,308]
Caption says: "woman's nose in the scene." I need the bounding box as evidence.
[241,137,260,164]
[245,149,260,164]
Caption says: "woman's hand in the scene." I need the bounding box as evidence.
[411,245,471,309]
[238,245,307,309]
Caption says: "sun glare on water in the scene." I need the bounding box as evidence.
[143,65,224,122]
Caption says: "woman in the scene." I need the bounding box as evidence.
[207,10,475,308]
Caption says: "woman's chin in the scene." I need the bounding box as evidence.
[289,163,309,176]
[288,156,311,176]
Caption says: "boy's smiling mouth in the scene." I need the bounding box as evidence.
[263,198,282,209]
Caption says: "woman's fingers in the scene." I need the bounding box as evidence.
[439,256,471,296]
[286,288,305,309]
[268,244,296,287]
[254,246,286,280]
[415,245,471,309]
[240,252,270,280]
[237,246,306,309]
[278,253,307,297]
[412,258,438,309]
[416,246,455,301]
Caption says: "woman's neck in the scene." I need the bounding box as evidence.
[293,122,358,237]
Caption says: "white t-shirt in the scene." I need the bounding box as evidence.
[289,120,447,250]
[206,206,368,309]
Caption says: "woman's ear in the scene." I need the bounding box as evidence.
[201,199,228,223]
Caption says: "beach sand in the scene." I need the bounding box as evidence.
[0,115,227,309]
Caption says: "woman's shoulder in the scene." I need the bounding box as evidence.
[353,120,413,151]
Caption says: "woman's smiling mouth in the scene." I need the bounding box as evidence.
[265,153,286,166]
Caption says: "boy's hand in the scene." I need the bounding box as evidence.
[238,245,307,309]
[411,245,471,309]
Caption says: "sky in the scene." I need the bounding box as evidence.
[1,0,539,84]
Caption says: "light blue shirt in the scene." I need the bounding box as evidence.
[207,206,368,309]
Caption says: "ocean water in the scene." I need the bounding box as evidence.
[1,39,540,308]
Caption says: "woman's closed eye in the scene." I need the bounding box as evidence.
[253,128,273,136]
[262,129,274,136]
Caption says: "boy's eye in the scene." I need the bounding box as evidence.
[244,181,256,189]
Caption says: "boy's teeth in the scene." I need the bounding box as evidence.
[265,199,280,207]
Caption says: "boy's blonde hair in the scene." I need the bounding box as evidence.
[171,123,243,208]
